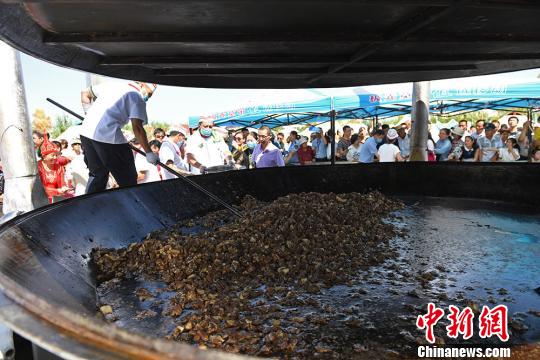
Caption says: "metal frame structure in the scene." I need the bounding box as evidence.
[210,96,540,131]
[3,1,540,88]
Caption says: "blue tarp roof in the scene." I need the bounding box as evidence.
[189,81,540,128]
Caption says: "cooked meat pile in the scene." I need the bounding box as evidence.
[92,192,404,357]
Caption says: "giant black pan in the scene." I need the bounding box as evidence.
[0,163,538,359]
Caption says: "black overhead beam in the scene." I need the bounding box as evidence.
[154,64,477,76]
[100,53,540,69]
[10,0,540,10]
[307,1,466,83]
[43,31,387,44]
[43,32,540,45]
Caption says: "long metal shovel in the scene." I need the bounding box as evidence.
[46,98,242,218]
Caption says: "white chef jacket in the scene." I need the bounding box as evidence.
[185,132,230,174]
[80,83,147,144]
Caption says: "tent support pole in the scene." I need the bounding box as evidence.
[527,107,534,155]
[0,41,48,214]
[330,110,336,165]
[409,81,431,161]
[0,40,48,357]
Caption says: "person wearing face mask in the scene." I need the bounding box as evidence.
[185,119,233,174]
[252,126,285,168]
[158,129,189,179]
[246,132,258,151]
[245,132,259,168]
[79,80,159,193]
[359,130,385,163]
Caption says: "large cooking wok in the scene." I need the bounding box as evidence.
[0,163,539,358]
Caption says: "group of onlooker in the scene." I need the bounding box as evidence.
[30,113,540,203]
[435,117,540,163]
[224,115,540,167]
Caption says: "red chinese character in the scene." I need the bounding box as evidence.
[478,305,509,342]
[446,305,474,340]
[416,303,445,344]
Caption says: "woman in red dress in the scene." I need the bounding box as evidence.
[38,134,73,203]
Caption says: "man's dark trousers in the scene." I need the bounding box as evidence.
[81,136,137,194]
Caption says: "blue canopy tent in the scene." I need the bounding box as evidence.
[188,81,540,129]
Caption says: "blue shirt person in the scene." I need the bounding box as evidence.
[434,128,452,161]
[311,128,328,160]
[359,130,385,163]
[284,131,301,165]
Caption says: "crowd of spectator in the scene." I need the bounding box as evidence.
[30,114,540,203]
[225,115,540,166]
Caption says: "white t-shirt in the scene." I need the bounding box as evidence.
[427,139,435,151]
[515,132,530,157]
[346,144,362,162]
[159,138,188,180]
[326,138,339,160]
[66,154,88,196]
[498,148,520,162]
[185,132,231,174]
[80,83,147,144]
[134,152,161,183]
[477,135,503,162]
[378,143,401,162]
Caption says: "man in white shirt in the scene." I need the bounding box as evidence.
[396,126,410,159]
[79,81,159,193]
[475,123,502,162]
[159,129,189,179]
[471,120,485,140]
[185,119,233,174]
[458,120,471,137]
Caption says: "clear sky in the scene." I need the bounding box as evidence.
[20,52,540,126]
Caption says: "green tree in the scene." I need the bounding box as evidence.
[50,114,73,139]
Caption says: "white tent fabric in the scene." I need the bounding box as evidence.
[54,125,83,143]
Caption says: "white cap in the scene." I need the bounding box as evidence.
[168,127,184,136]
[387,128,398,140]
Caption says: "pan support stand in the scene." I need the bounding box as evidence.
[0,40,49,360]
[409,81,431,161]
